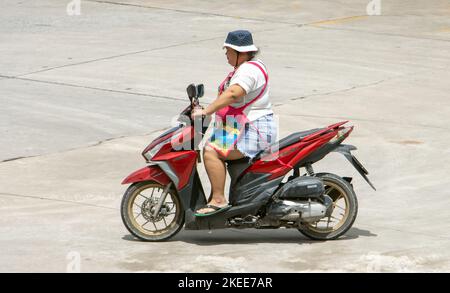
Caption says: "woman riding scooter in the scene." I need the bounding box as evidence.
[191,30,277,216]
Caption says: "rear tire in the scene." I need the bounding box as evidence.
[121,181,184,241]
[299,173,358,240]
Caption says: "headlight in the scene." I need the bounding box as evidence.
[142,132,183,161]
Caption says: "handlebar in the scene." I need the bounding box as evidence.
[178,102,211,132]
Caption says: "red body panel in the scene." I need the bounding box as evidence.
[121,165,171,185]
[131,120,351,190]
[245,126,342,180]
[152,150,198,190]
[142,132,174,155]
[137,125,198,190]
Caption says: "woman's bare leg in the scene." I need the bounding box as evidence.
[204,146,227,204]
[196,146,244,214]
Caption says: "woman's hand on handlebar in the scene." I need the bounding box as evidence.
[191,106,207,119]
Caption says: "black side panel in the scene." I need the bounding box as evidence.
[295,141,341,168]
[184,168,210,230]
[178,167,207,230]
[230,173,283,205]
[225,157,251,187]
[277,176,324,199]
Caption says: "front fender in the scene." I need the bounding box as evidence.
[121,165,171,186]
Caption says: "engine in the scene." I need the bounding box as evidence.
[265,176,333,223]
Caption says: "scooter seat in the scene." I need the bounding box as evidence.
[252,128,324,161]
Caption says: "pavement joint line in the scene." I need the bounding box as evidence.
[86,0,299,25]
[309,15,368,26]
[0,75,186,102]
[11,9,440,84]
[3,25,292,80]
[358,223,450,241]
[14,36,226,78]
[308,23,450,43]
[285,66,450,105]
[88,0,393,34]
[289,78,389,101]
[0,127,170,164]
[0,192,116,210]
[86,1,450,43]
[281,113,450,131]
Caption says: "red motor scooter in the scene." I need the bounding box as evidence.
[120,84,375,241]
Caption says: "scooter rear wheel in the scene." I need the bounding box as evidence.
[121,181,184,241]
[298,173,358,240]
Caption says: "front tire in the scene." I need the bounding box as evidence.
[299,173,358,240]
[121,181,184,241]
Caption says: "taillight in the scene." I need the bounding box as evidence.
[330,126,353,143]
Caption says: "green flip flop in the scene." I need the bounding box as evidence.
[194,204,231,217]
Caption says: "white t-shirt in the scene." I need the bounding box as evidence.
[227,59,273,121]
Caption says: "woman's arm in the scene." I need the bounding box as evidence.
[192,84,246,118]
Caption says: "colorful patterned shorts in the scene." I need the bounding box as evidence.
[236,113,277,158]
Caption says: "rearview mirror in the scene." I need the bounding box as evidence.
[196,84,204,98]
[186,84,197,100]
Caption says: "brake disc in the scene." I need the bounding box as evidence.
[141,198,172,222]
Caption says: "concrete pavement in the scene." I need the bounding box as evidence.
[0,0,449,272]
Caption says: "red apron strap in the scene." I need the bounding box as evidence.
[218,70,236,95]
[237,61,269,110]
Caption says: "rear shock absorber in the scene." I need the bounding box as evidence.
[305,164,315,176]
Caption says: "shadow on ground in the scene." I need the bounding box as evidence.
[122,226,377,245]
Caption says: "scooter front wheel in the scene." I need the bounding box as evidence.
[121,181,184,241]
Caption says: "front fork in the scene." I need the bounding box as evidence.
[152,182,173,218]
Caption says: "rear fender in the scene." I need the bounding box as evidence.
[333,144,376,191]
